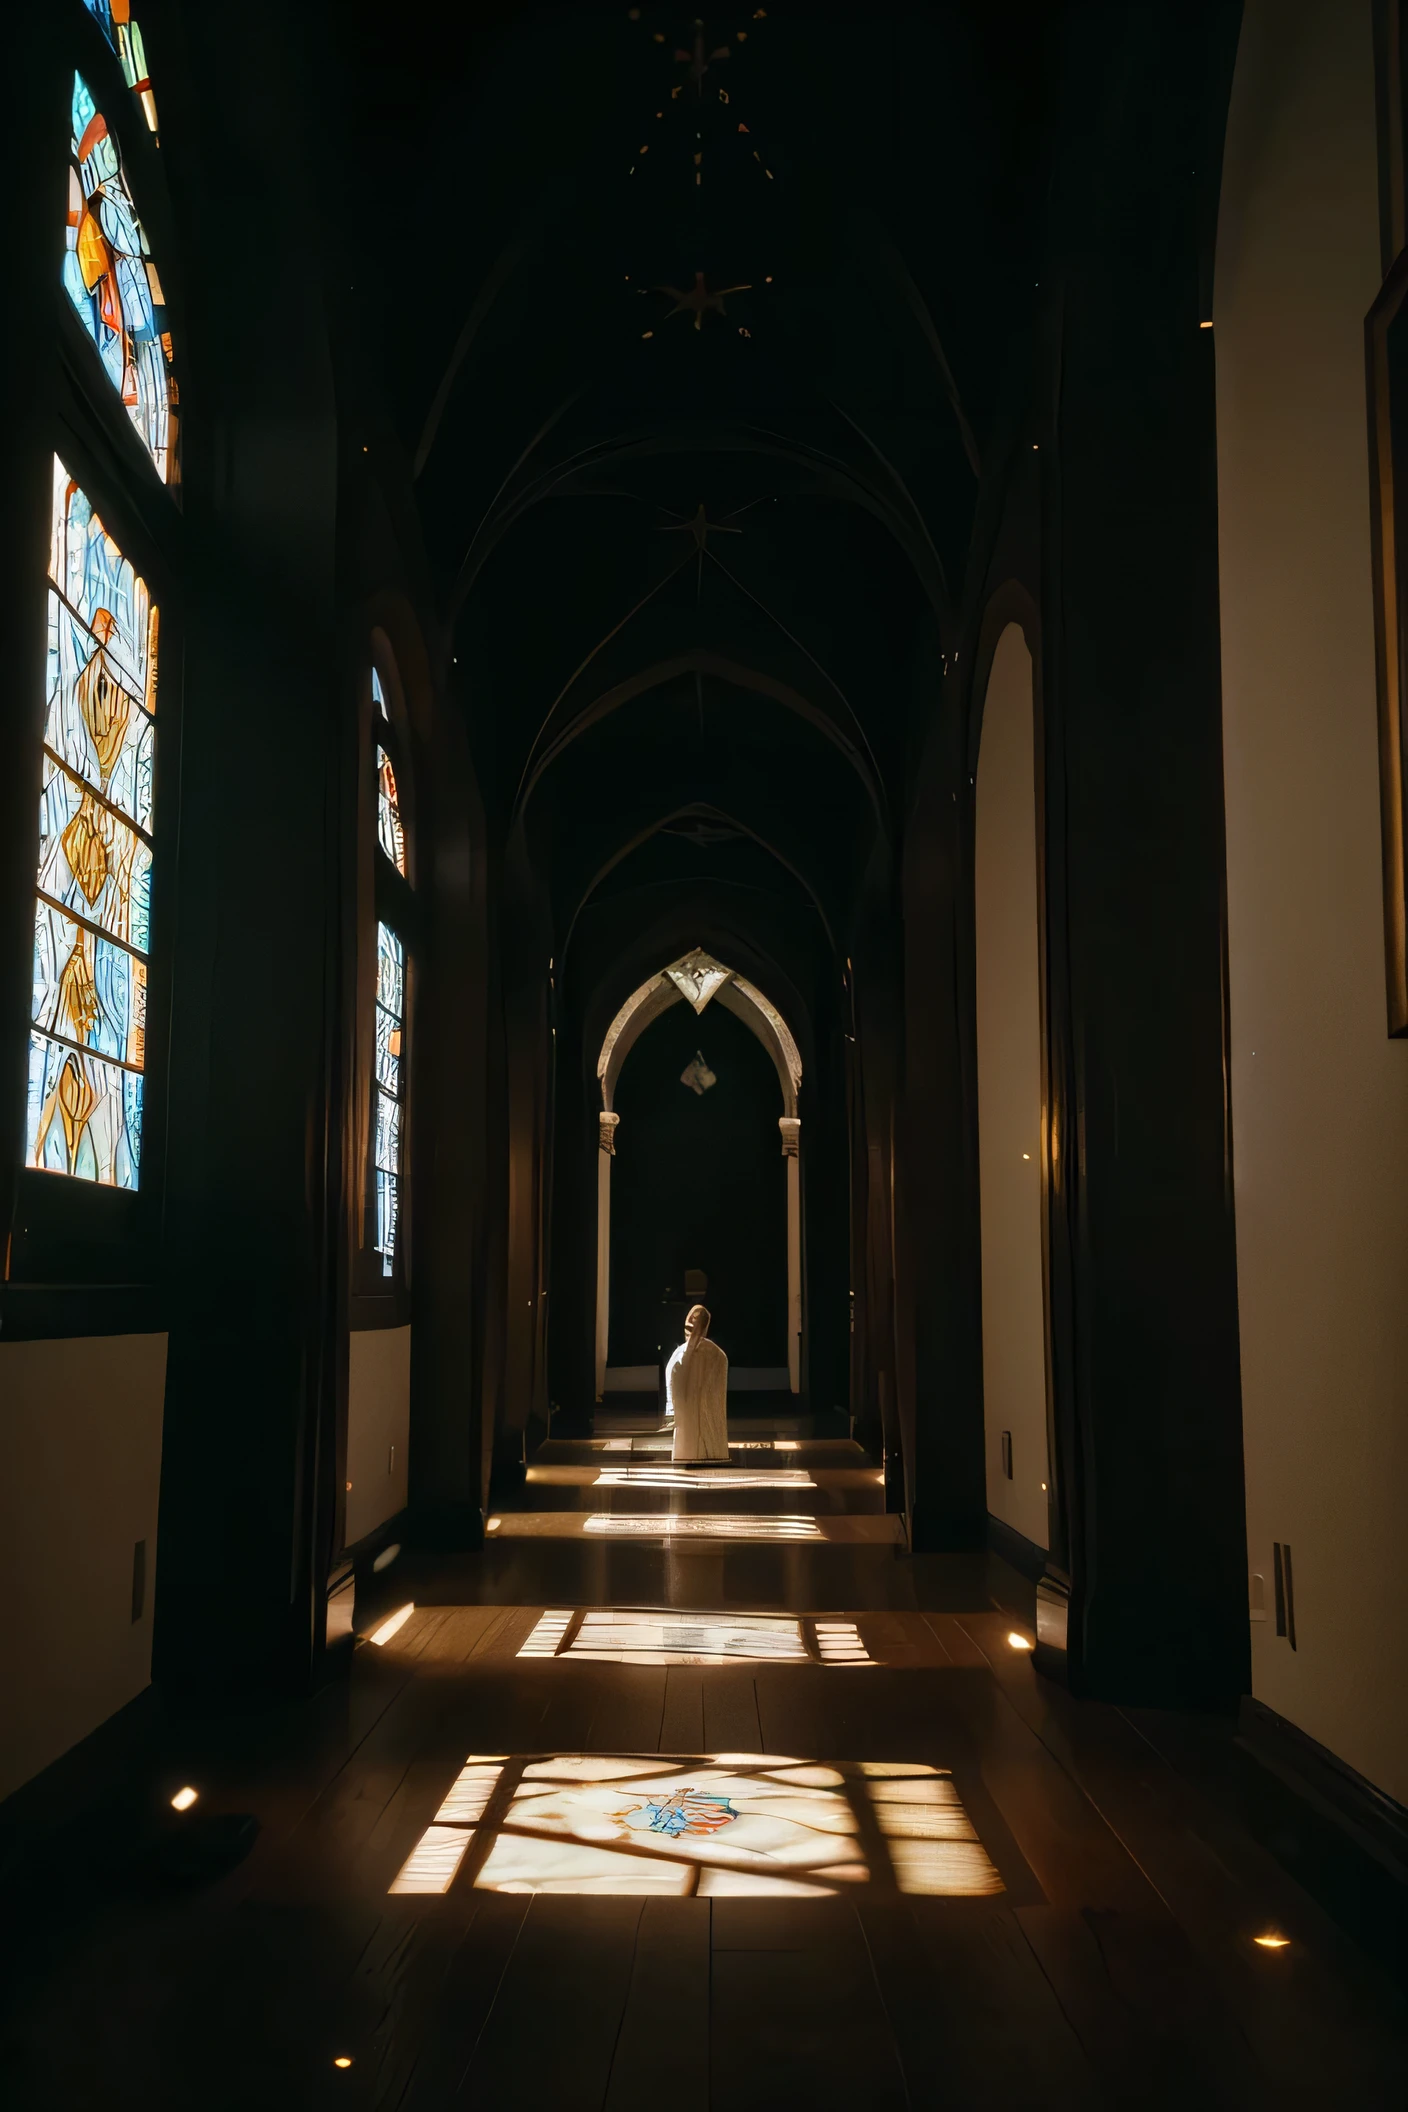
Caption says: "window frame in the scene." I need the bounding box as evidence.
[354,644,417,1309]
[5,14,184,1305]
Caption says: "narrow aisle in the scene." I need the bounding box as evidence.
[3,1431,1403,2111]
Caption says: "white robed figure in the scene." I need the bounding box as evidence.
[666,1303,730,1463]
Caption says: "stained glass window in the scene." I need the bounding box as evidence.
[376,746,406,874]
[64,74,177,482]
[28,459,157,1188]
[372,666,388,719]
[83,1,159,132]
[374,922,405,1276]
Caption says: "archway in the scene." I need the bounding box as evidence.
[595,949,803,1400]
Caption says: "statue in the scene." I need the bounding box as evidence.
[665,1303,730,1463]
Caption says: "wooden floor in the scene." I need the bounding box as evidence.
[2,1438,1405,2108]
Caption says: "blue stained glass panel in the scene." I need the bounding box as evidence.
[64,74,176,480]
[28,462,157,1189]
[27,1033,142,1187]
[374,922,405,1275]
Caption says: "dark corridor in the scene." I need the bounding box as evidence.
[609,1000,787,1368]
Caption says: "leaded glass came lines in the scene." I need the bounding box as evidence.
[28,461,157,1187]
[376,746,406,874]
[64,74,177,481]
[82,1,159,132]
[375,922,405,1275]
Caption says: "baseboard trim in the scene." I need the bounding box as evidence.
[986,1512,1048,1584]
[1238,1695,1408,1882]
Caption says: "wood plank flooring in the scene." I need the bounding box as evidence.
[2,1571,1404,2107]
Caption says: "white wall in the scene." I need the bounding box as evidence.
[0,1333,166,1804]
[1217,0,1408,1803]
[346,1324,411,1546]
[975,622,1051,1550]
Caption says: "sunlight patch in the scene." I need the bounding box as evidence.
[388,1754,1002,1900]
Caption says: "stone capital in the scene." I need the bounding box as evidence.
[778,1115,801,1158]
[599,1110,621,1155]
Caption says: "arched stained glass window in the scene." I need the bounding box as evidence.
[82,0,159,133]
[28,458,157,1187]
[374,922,405,1275]
[365,651,414,1285]
[64,73,178,482]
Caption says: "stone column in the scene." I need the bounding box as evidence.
[595,1110,620,1400]
[779,1116,802,1394]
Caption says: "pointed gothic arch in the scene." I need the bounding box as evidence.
[593,949,804,1401]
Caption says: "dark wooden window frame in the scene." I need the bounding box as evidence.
[3,21,184,1329]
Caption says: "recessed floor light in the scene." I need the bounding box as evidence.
[170,1786,198,1811]
[1007,1632,1033,1651]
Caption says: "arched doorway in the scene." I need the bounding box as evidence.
[595,950,803,1399]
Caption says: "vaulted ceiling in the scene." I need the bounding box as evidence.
[336,1,1049,1010]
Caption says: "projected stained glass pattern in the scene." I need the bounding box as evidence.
[388,1754,1003,1900]
[566,1611,810,1665]
[516,1608,872,1665]
[83,2,159,132]
[582,1513,821,1540]
[28,461,157,1187]
[65,74,177,480]
[374,921,405,1274]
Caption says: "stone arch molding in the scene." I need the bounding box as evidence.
[593,950,804,1400]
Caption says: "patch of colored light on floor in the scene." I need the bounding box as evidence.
[815,1621,872,1664]
[389,1755,1001,1899]
[567,1610,809,1664]
[582,1513,822,1539]
[592,1466,815,1489]
[518,1610,574,1656]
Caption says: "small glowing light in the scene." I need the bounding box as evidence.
[372,1541,401,1572]
[369,1603,415,1646]
[1200,319,1213,329]
[345,1480,352,1491]
[1254,1933,1290,1949]
[1007,1632,1033,1651]
[487,1516,502,1530]
[1032,442,1039,450]
[1022,1152,1030,1159]
[334,2056,353,2069]
[170,1786,198,1811]
[1040,1481,1048,1492]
